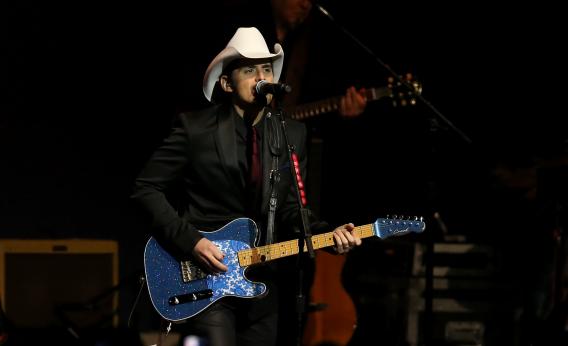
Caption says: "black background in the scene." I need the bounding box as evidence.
[3,0,567,344]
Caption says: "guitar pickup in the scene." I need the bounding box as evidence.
[180,260,207,282]
[168,289,213,305]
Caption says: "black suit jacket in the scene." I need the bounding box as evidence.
[131,103,311,256]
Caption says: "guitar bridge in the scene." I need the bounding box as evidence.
[180,260,207,282]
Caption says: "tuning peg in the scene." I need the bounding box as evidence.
[412,81,423,95]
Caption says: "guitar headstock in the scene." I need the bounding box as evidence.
[373,215,426,239]
[387,73,423,107]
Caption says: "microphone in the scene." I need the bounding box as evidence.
[255,80,292,96]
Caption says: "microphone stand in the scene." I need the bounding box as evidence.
[271,91,316,346]
[315,4,473,345]
[315,4,471,146]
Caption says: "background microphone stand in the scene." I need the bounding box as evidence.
[315,4,471,146]
[315,4,473,345]
[270,89,316,346]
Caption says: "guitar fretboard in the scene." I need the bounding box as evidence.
[237,224,375,266]
[288,87,391,120]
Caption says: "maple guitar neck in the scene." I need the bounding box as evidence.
[288,87,391,120]
[238,224,376,266]
[237,214,426,267]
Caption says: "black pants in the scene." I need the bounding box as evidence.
[175,260,314,346]
[178,294,278,346]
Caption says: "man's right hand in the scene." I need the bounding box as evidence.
[339,86,367,118]
[192,238,228,273]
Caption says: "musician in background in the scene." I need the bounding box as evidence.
[130,27,361,346]
[225,0,368,119]
[221,0,370,221]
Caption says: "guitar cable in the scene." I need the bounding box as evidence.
[127,274,147,328]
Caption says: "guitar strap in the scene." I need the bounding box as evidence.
[265,111,283,245]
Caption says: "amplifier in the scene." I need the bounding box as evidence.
[0,239,119,329]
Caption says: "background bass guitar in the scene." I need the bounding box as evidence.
[287,75,422,121]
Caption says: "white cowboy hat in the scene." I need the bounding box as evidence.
[203,27,284,102]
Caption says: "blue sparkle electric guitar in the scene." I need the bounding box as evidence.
[144,217,425,322]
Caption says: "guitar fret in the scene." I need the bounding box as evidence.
[357,224,374,238]
[239,221,425,266]
[239,224,378,266]
[286,82,424,121]
[238,240,299,266]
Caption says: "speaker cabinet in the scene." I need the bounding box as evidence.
[0,239,119,329]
